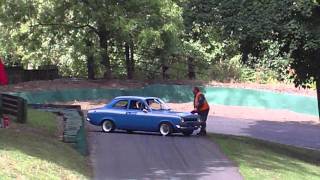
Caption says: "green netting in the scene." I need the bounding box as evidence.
[205,87,318,116]
[12,84,318,116]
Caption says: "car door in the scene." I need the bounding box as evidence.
[125,100,152,131]
[108,99,130,129]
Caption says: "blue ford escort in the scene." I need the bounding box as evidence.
[86,96,201,136]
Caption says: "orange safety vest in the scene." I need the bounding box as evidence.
[194,91,210,111]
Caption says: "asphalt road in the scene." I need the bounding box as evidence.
[207,116,320,150]
[87,115,319,179]
[87,125,243,180]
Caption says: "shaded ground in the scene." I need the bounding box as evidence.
[87,124,243,180]
[207,116,320,150]
[0,112,90,179]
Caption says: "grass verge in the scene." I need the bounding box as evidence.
[209,133,320,180]
[27,108,57,135]
[0,108,91,179]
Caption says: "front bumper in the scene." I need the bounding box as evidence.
[175,121,201,131]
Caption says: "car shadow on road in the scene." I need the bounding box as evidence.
[88,129,197,137]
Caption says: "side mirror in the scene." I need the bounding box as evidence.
[143,109,148,113]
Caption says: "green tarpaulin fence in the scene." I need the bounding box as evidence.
[11,84,318,116]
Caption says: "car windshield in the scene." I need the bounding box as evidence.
[146,98,170,110]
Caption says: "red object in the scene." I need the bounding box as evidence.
[0,58,8,85]
[3,115,10,128]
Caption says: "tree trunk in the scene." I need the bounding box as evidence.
[187,56,196,79]
[125,42,132,79]
[130,42,135,77]
[125,42,135,79]
[98,22,111,79]
[162,64,169,80]
[316,78,320,121]
[240,41,250,65]
[86,40,95,80]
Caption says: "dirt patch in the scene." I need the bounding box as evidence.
[0,79,316,97]
[0,79,146,92]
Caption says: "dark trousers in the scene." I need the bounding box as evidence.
[198,109,209,133]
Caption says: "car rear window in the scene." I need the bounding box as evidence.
[112,100,128,109]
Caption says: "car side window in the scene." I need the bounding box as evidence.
[112,100,128,109]
[129,100,146,110]
[147,99,161,110]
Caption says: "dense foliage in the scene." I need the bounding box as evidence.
[0,0,319,87]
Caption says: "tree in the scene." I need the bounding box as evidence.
[186,0,320,119]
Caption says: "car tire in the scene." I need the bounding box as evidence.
[182,130,193,136]
[102,120,115,133]
[159,123,172,136]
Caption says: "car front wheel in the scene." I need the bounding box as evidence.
[102,120,115,133]
[159,123,172,136]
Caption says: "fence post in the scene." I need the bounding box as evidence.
[17,98,27,123]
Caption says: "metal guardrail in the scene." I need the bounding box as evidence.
[0,94,27,123]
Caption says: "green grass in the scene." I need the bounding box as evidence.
[209,134,320,180]
[0,109,91,179]
[27,108,57,135]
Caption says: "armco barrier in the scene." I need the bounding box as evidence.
[0,93,27,123]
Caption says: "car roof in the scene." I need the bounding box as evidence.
[114,96,159,100]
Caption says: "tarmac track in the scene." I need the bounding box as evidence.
[87,124,243,180]
[87,115,320,179]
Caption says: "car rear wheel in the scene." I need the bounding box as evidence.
[102,120,115,133]
[159,123,172,136]
[182,130,193,136]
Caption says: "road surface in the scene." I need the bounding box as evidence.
[87,115,320,179]
[207,116,320,150]
[87,125,243,180]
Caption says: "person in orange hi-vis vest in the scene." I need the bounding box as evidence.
[191,87,210,136]
[0,58,8,85]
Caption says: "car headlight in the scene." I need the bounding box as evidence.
[197,117,201,122]
[180,117,185,123]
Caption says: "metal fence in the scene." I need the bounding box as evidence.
[6,66,59,84]
[0,93,27,123]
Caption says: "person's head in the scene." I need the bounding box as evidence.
[192,86,200,95]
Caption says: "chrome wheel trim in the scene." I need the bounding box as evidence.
[102,121,113,132]
[160,124,170,136]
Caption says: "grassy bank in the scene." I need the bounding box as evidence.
[209,134,320,180]
[0,109,91,179]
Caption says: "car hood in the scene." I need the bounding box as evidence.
[152,110,198,119]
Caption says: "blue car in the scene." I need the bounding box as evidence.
[86,96,201,136]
